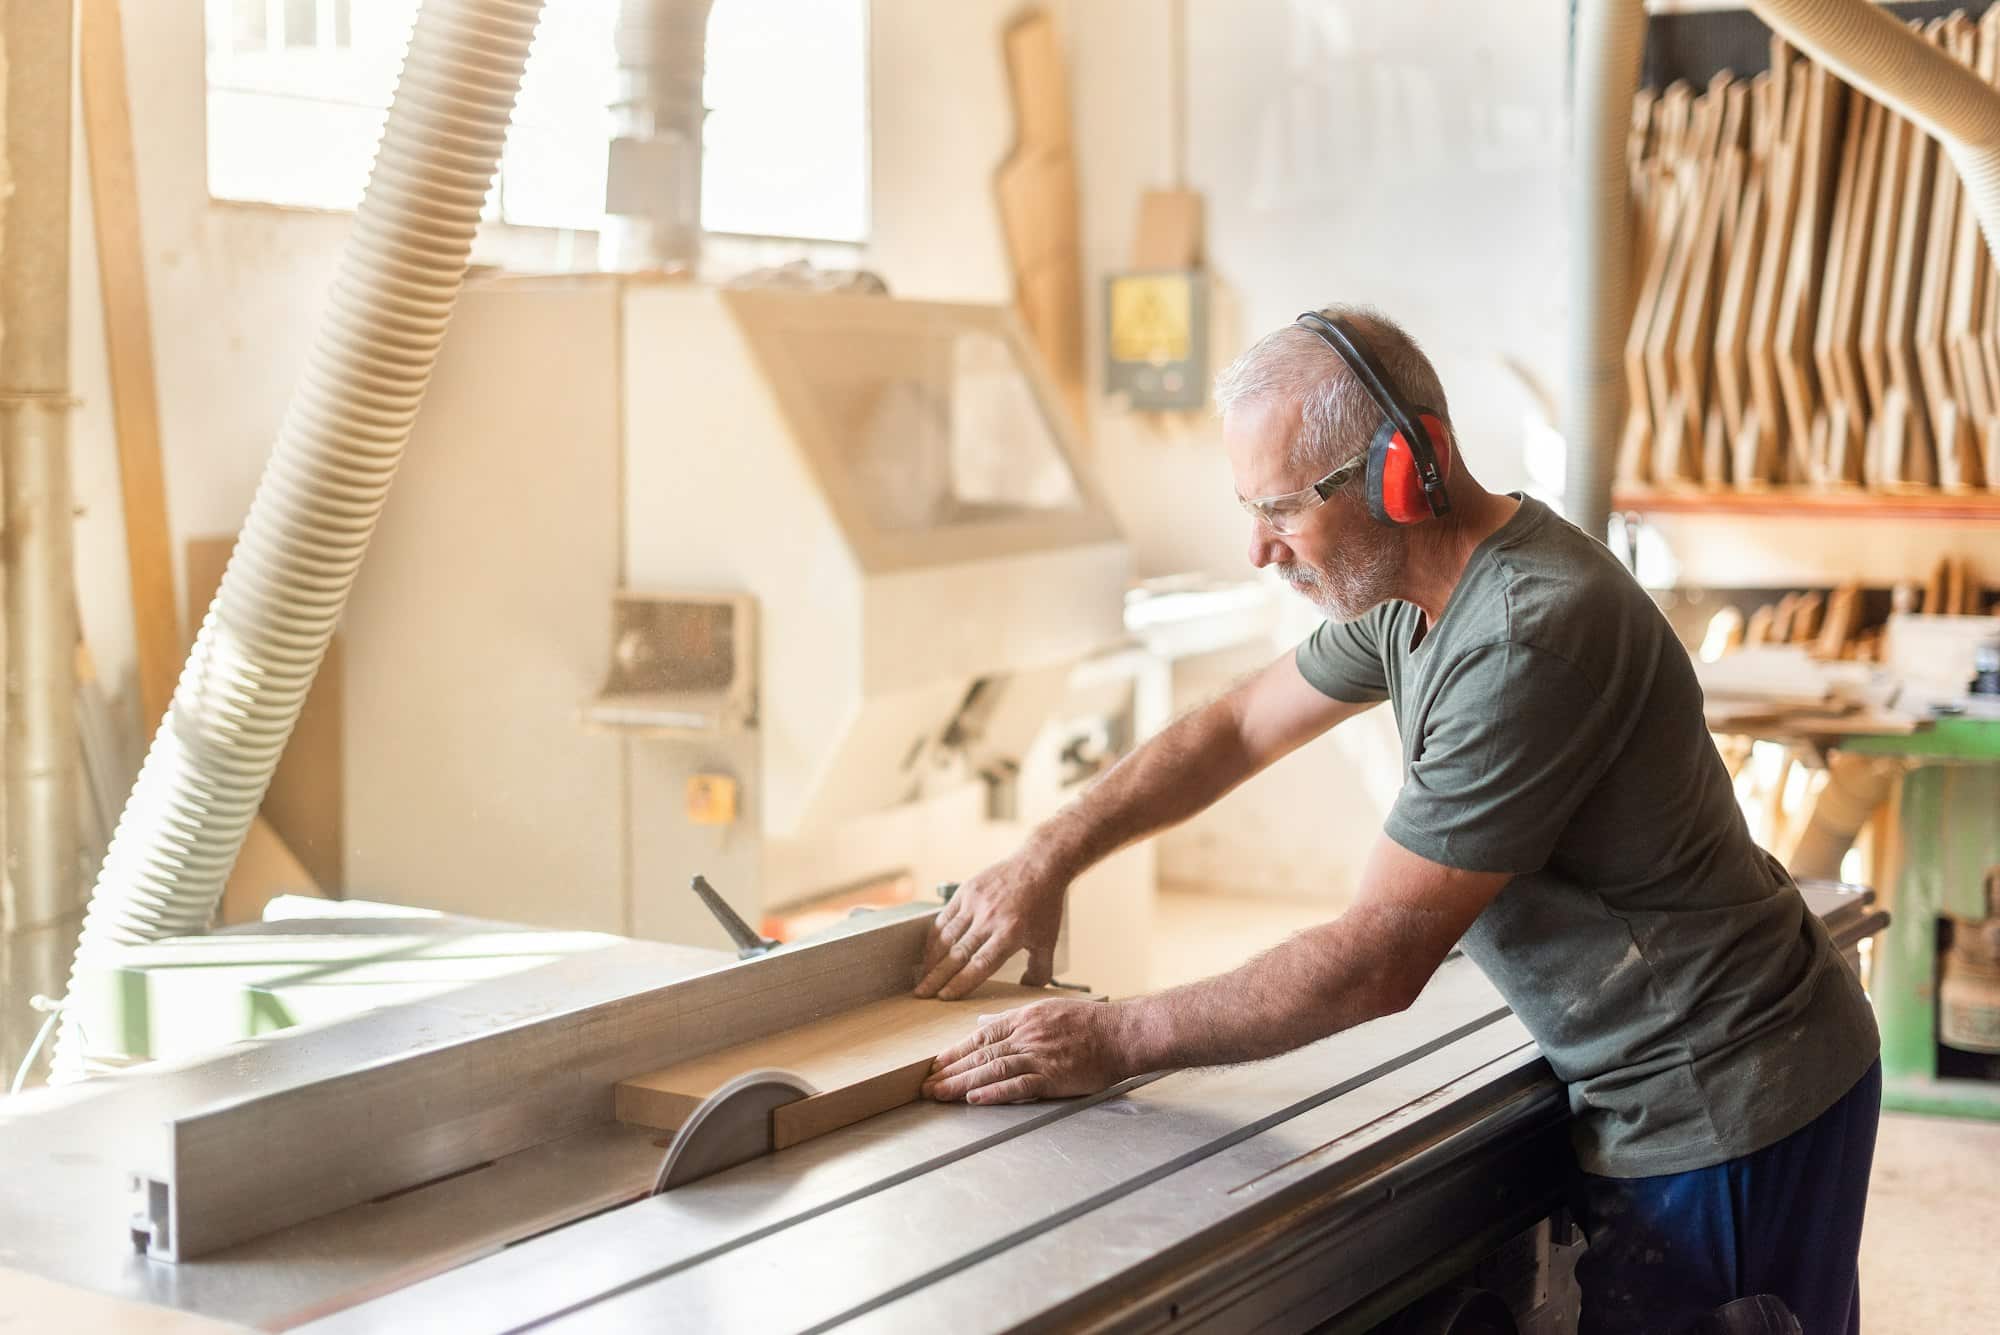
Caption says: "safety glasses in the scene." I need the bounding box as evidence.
[1236,454,1365,536]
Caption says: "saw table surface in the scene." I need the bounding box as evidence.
[0,889,1882,1334]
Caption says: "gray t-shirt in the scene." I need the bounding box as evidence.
[1296,496,1878,1177]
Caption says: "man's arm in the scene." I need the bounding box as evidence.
[1119,836,1509,1069]
[915,651,1373,999]
[922,836,1510,1103]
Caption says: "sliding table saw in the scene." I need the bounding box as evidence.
[0,886,1884,1334]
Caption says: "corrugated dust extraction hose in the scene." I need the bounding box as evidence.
[53,0,546,1078]
[1749,0,2000,260]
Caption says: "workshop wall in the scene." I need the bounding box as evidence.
[1064,0,1572,901]
[67,0,1573,912]
[70,0,1028,740]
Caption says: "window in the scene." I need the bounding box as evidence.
[203,0,869,244]
[702,1,869,241]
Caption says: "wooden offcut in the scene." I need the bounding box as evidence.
[80,0,179,735]
[616,981,1106,1150]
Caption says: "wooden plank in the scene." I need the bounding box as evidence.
[1818,92,1883,485]
[1621,93,1685,487]
[1881,22,1946,490]
[1744,69,1810,487]
[1671,146,1739,468]
[1814,582,1864,659]
[1775,64,1842,482]
[79,0,179,734]
[1646,83,1726,487]
[1673,78,1747,466]
[1857,103,1910,428]
[615,982,1105,1150]
[1919,20,1975,489]
[1943,17,1998,487]
[1714,77,1774,447]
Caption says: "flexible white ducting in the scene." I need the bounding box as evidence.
[1749,0,2000,261]
[1564,0,1648,541]
[54,0,545,1077]
[1787,753,1899,882]
[603,0,715,271]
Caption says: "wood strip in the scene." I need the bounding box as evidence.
[1827,95,1885,485]
[1857,103,1910,430]
[615,983,1105,1150]
[1775,64,1842,482]
[1621,89,1686,487]
[1715,77,1774,447]
[80,0,179,734]
[1673,146,1740,465]
[1944,18,1997,487]
[1915,23,1969,488]
[1881,22,1946,490]
[1744,69,1810,487]
[1814,582,1864,659]
[1648,84,1727,486]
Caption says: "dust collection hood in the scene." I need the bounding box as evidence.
[619,285,1130,836]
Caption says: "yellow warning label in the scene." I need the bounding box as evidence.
[1108,274,1193,364]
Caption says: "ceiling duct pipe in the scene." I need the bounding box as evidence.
[1748,0,2000,261]
[1563,0,1648,542]
[602,0,715,272]
[53,0,546,1079]
[1,0,84,1077]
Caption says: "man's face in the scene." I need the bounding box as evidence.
[1223,398,1403,623]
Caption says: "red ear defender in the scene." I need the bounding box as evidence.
[1365,412,1451,526]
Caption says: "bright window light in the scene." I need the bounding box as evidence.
[203,0,869,244]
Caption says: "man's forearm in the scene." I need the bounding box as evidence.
[1111,907,1430,1073]
[1027,698,1258,881]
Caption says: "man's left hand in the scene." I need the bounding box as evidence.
[921,999,1136,1105]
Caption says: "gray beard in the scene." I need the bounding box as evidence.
[1276,531,1401,623]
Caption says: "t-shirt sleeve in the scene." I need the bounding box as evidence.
[1383,642,1612,874]
[1294,610,1391,704]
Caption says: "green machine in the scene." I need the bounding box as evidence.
[1844,719,2000,1120]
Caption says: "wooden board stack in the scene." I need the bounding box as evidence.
[1621,14,2000,496]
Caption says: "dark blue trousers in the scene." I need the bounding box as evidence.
[1569,1060,1881,1335]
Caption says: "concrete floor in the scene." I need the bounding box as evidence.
[1151,886,2000,1333]
[1861,1111,2000,1333]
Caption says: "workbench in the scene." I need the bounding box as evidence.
[1840,717,2000,1120]
[0,889,1882,1333]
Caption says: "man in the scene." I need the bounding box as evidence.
[915,307,1881,1334]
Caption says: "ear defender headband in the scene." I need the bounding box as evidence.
[1293,312,1453,525]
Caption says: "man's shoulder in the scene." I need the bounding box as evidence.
[1456,517,1668,687]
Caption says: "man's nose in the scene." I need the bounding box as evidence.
[1248,523,1289,569]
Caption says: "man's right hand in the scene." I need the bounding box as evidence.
[914,853,1067,1000]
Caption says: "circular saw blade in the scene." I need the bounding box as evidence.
[651,1068,816,1194]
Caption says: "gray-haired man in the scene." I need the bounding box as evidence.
[916,307,1881,1334]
